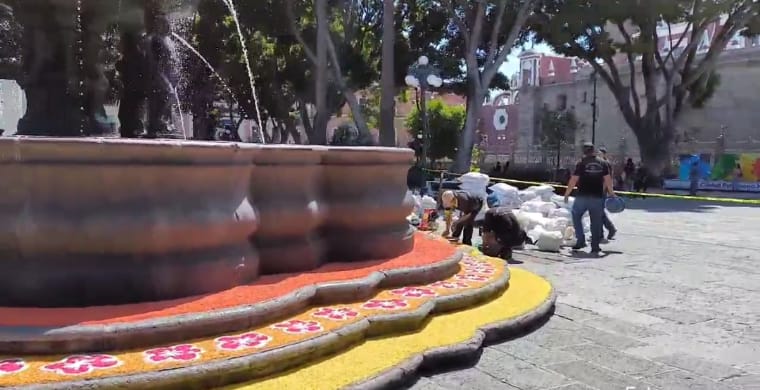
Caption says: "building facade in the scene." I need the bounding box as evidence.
[500,25,760,167]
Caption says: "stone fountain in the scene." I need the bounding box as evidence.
[0,4,555,389]
[0,0,415,309]
[12,0,196,137]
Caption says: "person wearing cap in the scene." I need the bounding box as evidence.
[563,142,617,254]
[597,147,618,240]
[441,190,483,246]
[480,207,530,260]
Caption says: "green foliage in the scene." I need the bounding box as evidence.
[406,99,466,161]
[688,71,721,109]
[0,2,21,79]
[539,106,581,149]
[470,146,482,173]
[357,85,381,130]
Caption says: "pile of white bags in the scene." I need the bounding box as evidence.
[406,170,608,252]
[489,183,521,209]
[420,195,437,210]
[459,172,490,199]
[525,185,556,202]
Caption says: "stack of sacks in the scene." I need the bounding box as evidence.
[519,198,557,216]
[489,183,521,209]
[525,184,556,201]
[459,172,490,198]
[518,189,539,203]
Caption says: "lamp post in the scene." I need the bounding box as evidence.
[590,71,598,145]
[406,56,442,168]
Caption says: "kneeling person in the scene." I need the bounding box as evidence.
[441,190,483,246]
[481,207,530,260]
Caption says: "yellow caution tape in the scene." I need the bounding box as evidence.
[424,169,760,205]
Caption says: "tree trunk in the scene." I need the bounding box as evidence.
[454,88,486,173]
[313,0,329,145]
[342,87,372,140]
[635,125,673,178]
[379,0,396,147]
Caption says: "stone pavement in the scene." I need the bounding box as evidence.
[408,198,760,390]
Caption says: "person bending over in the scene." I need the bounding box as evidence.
[441,190,483,246]
[481,207,530,260]
[563,143,616,254]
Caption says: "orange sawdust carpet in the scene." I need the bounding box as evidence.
[0,252,505,388]
[0,233,455,327]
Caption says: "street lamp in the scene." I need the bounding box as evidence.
[406,55,443,168]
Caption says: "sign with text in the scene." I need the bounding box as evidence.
[664,179,760,193]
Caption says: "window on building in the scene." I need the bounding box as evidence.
[556,94,567,111]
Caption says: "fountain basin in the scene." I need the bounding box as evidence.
[0,138,415,308]
[0,137,260,307]
[322,147,416,262]
[250,145,326,274]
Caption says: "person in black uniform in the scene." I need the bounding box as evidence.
[481,207,530,260]
[441,190,483,246]
[563,143,617,254]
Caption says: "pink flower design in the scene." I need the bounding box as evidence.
[466,265,495,275]
[429,280,470,289]
[271,319,323,334]
[0,358,27,376]
[361,299,409,310]
[455,273,490,282]
[312,307,360,321]
[41,355,120,376]
[144,344,203,364]
[215,332,272,351]
[390,286,438,298]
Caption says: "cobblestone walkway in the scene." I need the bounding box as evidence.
[409,198,760,390]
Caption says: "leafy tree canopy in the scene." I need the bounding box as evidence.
[531,0,759,173]
[406,99,465,161]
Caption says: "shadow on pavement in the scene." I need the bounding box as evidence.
[402,304,556,389]
[569,250,624,259]
[623,197,760,213]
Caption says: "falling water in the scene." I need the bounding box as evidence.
[171,86,188,139]
[170,32,238,104]
[221,0,265,144]
[163,36,188,139]
[75,0,85,134]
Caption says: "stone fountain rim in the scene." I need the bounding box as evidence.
[0,137,415,154]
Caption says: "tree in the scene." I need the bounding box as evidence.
[0,1,21,80]
[379,0,396,146]
[441,0,538,172]
[539,106,581,172]
[406,99,466,161]
[285,0,383,144]
[533,0,760,175]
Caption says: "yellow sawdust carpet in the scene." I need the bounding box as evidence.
[225,267,552,390]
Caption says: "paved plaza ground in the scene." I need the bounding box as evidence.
[409,198,760,390]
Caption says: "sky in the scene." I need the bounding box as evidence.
[499,42,554,78]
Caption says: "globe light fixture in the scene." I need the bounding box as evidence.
[427,74,443,88]
[405,75,420,88]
